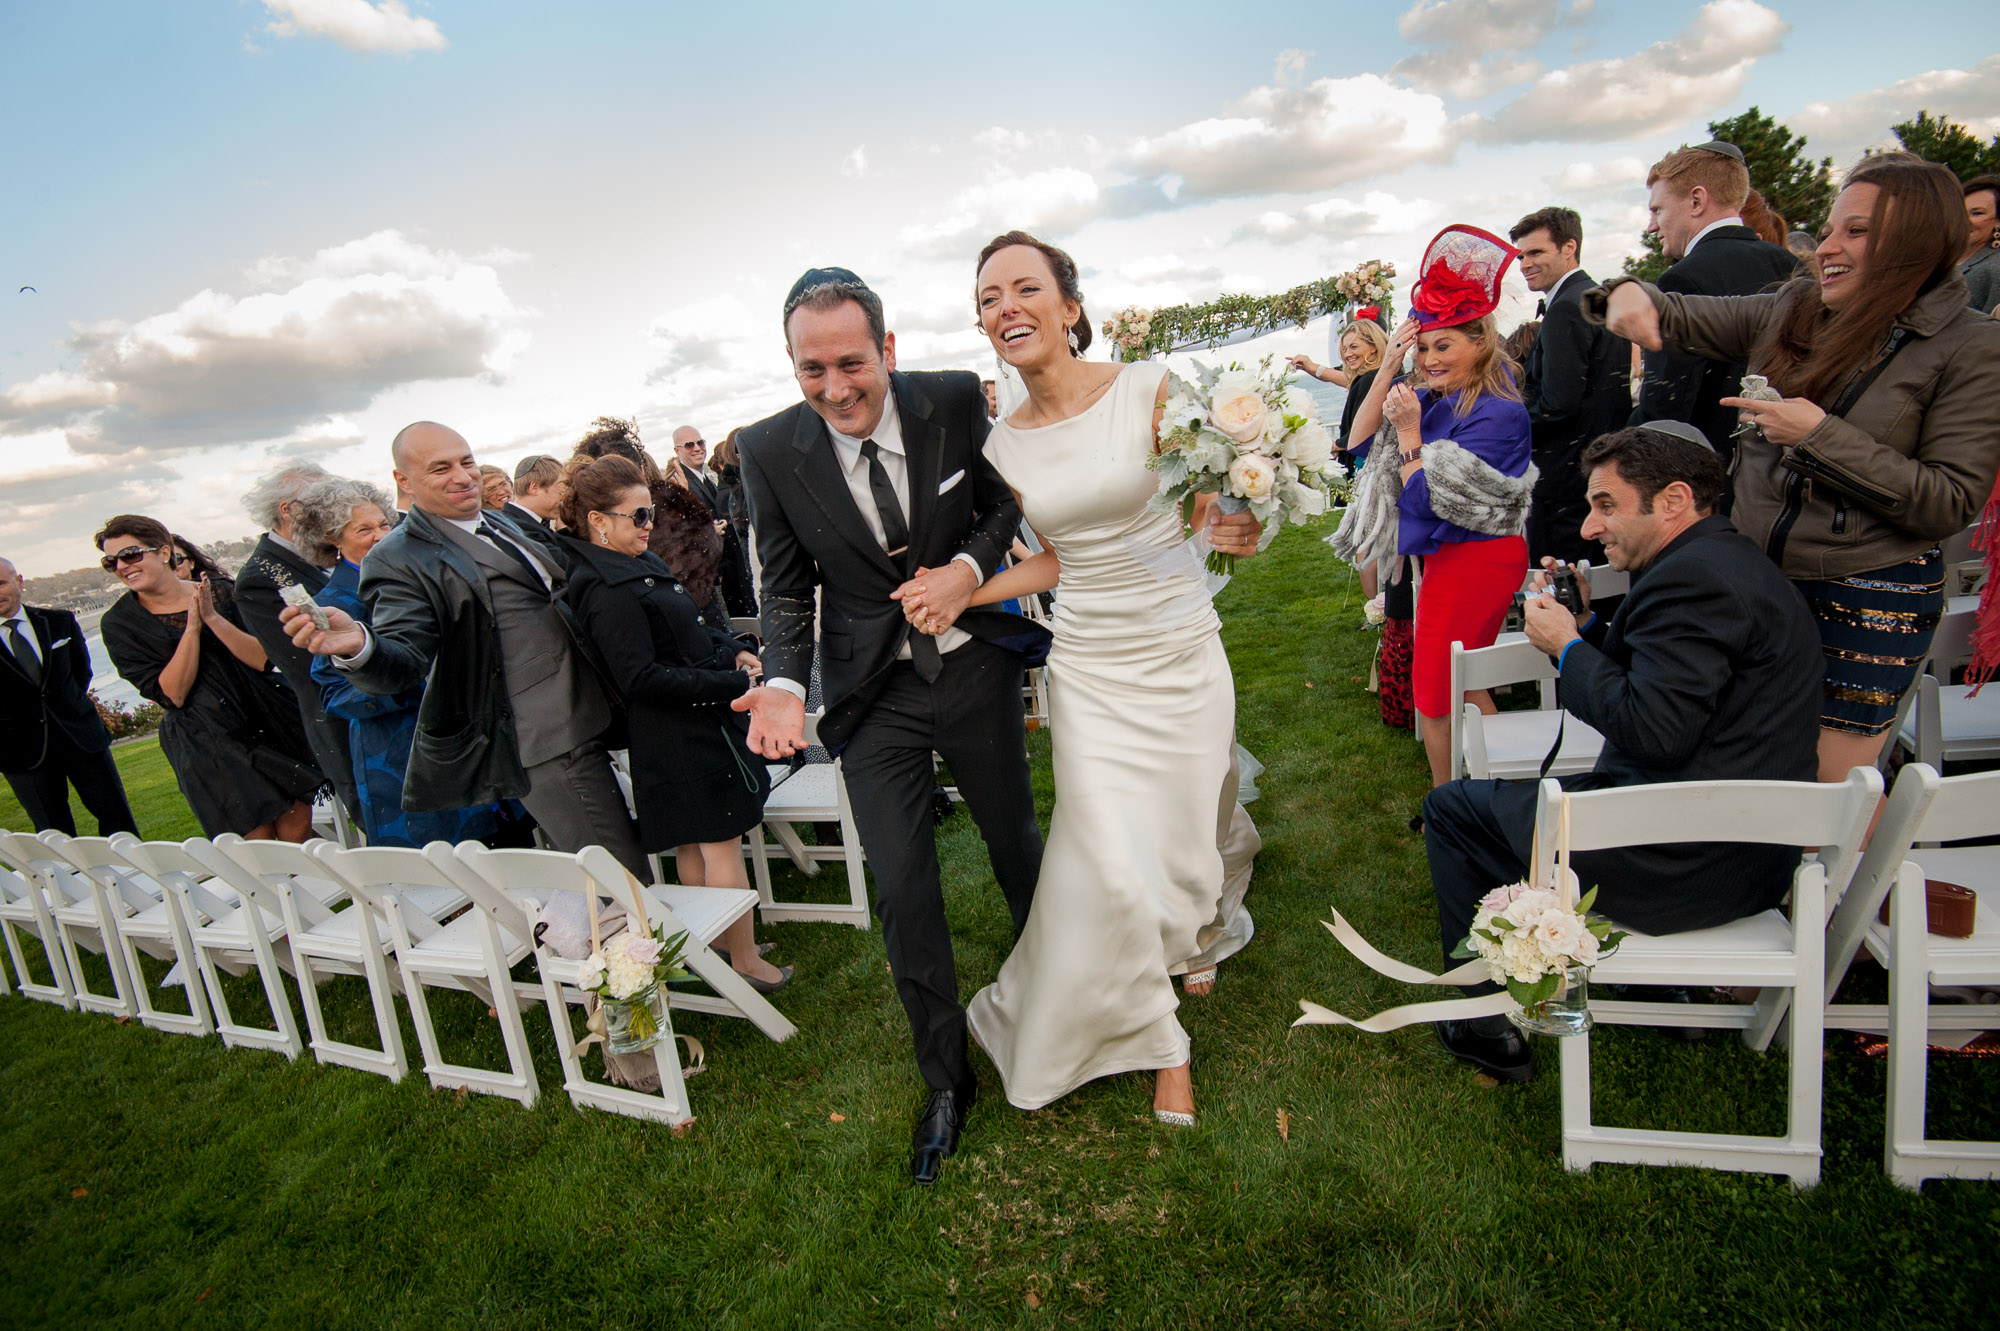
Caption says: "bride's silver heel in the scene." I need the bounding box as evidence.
[1153,1108,1196,1127]
[1181,966,1218,996]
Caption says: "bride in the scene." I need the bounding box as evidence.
[901,230,1257,1123]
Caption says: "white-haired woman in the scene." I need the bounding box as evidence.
[294,477,520,847]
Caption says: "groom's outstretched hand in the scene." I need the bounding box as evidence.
[732,685,807,759]
[892,561,977,635]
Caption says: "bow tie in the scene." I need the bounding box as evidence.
[1534,299,1547,318]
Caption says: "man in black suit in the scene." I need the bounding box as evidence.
[0,557,137,835]
[1510,207,1631,566]
[1421,424,1822,1083]
[1630,141,1800,506]
[733,268,1050,1185]
[672,424,757,616]
[507,454,563,530]
[670,426,720,509]
[232,463,361,818]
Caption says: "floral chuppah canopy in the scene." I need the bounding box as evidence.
[1103,261,1396,363]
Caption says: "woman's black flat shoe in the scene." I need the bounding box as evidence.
[739,965,794,996]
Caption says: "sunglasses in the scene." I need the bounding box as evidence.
[100,545,162,572]
[603,507,656,528]
[678,440,706,450]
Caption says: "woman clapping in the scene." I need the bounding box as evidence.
[559,455,791,993]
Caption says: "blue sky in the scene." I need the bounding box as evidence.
[2,0,1994,574]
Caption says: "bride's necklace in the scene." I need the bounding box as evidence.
[1022,367,1119,427]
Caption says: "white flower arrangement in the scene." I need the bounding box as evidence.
[1333,259,1397,306]
[1147,356,1339,574]
[1362,593,1387,628]
[578,924,688,1001]
[1452,881,1627,1009]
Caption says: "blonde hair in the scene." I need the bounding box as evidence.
[1646,146,1750,213]
[1339,320,1389,372]
[1420,314,1521,416]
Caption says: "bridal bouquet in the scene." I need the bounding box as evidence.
[1452,882,1627,1036]
[1147,356,1339,574]
[577,924,689,1054]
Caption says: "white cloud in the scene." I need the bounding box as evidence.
[1547,156,1647,193]
[1391,0,1596,99]
[896,168,1104,258]
[842,146,870,179]
[1233,191,1436,245]
[1274,49,1312,86]
[258,0,446,53]
[1792,55,2000,166]
[0,230,530,453]
[1123,75,1465,202]
[1484,0,1787,142]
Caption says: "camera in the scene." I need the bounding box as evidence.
[1513,564,1585,616]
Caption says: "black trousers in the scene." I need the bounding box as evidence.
[4,728,139,837]
[1423,776,1798,992]
[839,640,1042,1093]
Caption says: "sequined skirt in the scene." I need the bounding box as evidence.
[1795,549,1945,736]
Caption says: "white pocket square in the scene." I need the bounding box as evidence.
[49,637,72,649]
[938,469,966,495]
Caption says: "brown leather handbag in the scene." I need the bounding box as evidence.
[1879,880,1979,939]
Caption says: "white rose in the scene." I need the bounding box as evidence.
[1502,888,1561,930]
[1227,452,1278,502]
[1534,911,1585,957]
[1574,931,1602,965]
[577,953,607,991]
[1279,421,1333,471]
[1210,386,1269,446]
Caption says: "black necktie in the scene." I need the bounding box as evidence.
[1534,299,1547,317]
[8,617,43,689]
[858,440,940,681]
[479,519,550,592]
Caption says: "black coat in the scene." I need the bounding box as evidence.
[339,507,545,810]
[738,370,1049,748]
[562,536,768,850]
[1631,227,1799,463]
[1537,514,1823,931]
[1525,270,1632,462]
[0,605,111,772]
[235,535,360,812]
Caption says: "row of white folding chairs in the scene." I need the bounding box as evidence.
[1895,605,2000,771]
[1529,761,1999,1190]
[0,831,796,1128]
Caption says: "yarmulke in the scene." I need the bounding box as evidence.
[784,266,871,317]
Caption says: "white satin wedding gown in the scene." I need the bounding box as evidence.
[967,362,1251,1110]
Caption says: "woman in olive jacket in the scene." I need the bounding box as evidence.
[1600,155,2000,782]
[560,454,791,993]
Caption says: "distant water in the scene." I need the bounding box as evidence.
[79,608,144,708]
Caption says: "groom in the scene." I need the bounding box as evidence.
[734,267,1048,1185]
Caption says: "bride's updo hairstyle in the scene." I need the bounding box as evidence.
[976,230,1093,357]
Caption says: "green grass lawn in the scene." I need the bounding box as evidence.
[3,528,1996,1329]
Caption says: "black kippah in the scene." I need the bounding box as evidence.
[1640,420,1717,452]
[1691,139,1747,165]
[784,266,871,317]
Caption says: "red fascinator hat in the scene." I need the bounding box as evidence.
[1408,225,1519,330]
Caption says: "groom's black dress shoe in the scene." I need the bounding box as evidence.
[911,1083,975,1186]
[1436,1015,1535,1083]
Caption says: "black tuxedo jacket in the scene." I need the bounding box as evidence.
[1546,515,1823,930]
[0,605,110,771]
[502,501,549,530]
[234,534,359,808]
[1631,227,1799,458]
[1524,269,1631,458]
[679,463,720,513]
[739,370,1045,747]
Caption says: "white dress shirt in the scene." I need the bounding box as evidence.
[767,393,985,703]
[1685,216,1746,257]
[1542,265,1585,305]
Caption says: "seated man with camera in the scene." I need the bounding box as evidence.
[1422,423,1823,1082]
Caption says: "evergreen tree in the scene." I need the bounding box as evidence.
[1892,110,2000,179]
[1621,231,1670,282]
[1707,106,1835,232]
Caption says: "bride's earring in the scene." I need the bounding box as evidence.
[1067,325,1080,355]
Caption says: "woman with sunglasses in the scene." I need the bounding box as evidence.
[95,514,323,840]
[558,455,791,993]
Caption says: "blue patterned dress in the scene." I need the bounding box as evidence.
[310,559,517,847]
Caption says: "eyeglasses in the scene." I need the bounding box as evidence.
[100,545,162,572]
[603,507,656,528]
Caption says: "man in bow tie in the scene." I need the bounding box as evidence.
[279,422,646,876]
[0,556,137,835]
[733,267,1050,1186]
[1510,207,1632,570]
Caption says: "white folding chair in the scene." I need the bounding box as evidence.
[444,845,705,1126]
[1897,608,2000,770]
[315,841,537,1105]
[748,711,870,928]
[1819,764,2000,1187]
[1449,639,1605,781]
[39,831,205,1032]
[1938,522,1981,597]
[113,836,302,1058]
[0,831,76,1007]
[1534,768,1883,1186]
[198,836,411,1081]
[1017,590,1051,731]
